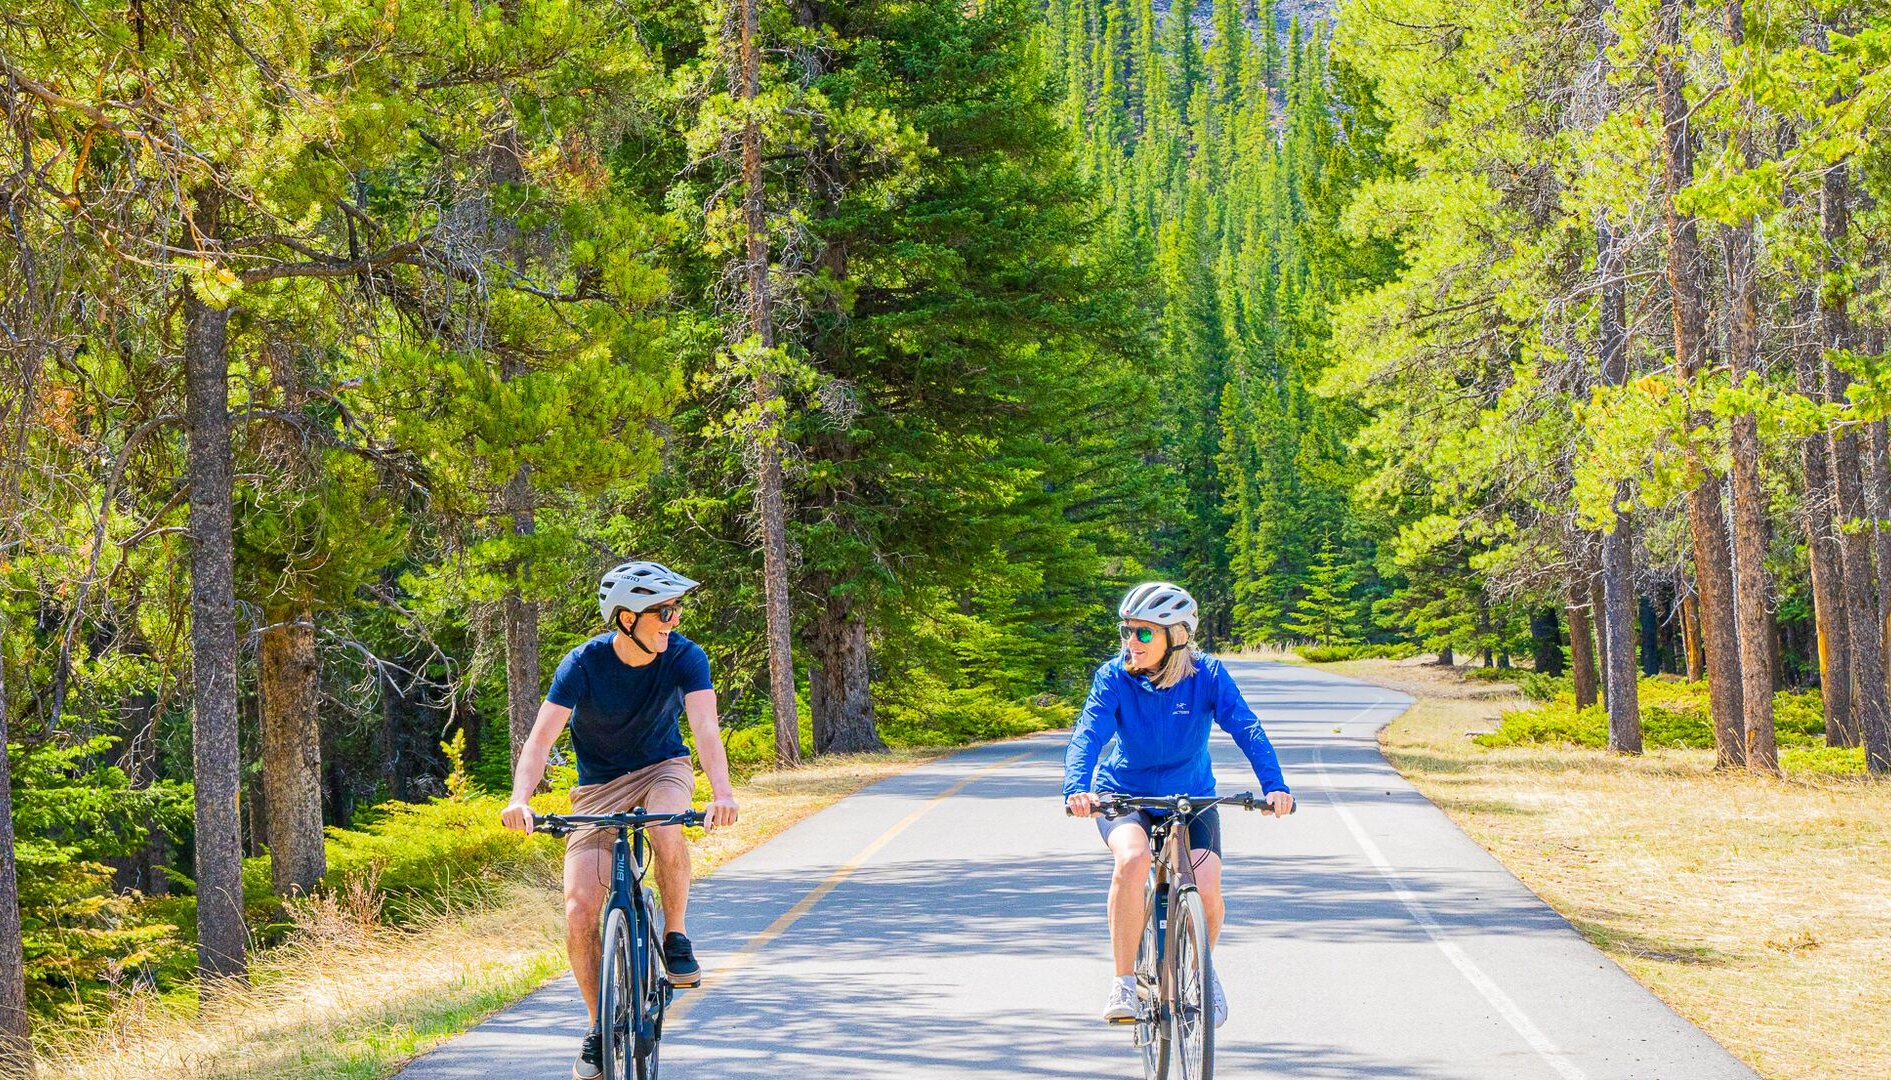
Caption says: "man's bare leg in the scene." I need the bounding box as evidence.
[564,848,610,1026]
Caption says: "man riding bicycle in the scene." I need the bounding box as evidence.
[501,561,740,1080]
[1064,582,1293,1029]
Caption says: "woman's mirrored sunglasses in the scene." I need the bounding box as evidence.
[1118,623,1157,644]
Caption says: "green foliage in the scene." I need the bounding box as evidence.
[1283,539,1364,645]
[1478,682,1836,761]
[1298,642,1419,662]
[320,795,566,920]
[8,735,191,1017]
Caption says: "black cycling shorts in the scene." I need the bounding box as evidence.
[1096,805,1222,858]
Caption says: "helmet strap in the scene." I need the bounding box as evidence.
[618,610,657,655]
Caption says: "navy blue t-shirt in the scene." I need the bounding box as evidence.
[546,632,713,786]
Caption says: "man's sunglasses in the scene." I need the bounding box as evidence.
[648,603,682,623]
[1118,623,1159,644]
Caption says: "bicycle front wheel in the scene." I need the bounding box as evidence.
[1136,882,1169,1080]
[599,908,635,1080]
[1169,887,1213,1080]
[636,918,665,1080]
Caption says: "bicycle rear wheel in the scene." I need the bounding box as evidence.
[1169,887,1213,1080]
[599,908,634,1080]
[1136,882,1169,1080]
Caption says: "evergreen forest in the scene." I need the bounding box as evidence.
[2,0,1889,1061]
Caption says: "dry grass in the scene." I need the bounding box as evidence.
[1327,657,1891,1080]
[38,749,945,1080]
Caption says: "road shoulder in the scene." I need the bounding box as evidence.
[1317,656,1890,1080]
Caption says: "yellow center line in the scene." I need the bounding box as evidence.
[666,746,1040,1023]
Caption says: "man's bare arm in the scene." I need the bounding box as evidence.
[684,689,739,828]
[500,701,572,832]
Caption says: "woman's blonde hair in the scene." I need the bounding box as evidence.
[1135,630,1200,690]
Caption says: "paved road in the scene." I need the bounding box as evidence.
[397,658,1757,1080]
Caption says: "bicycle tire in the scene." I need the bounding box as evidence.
[1136,881,1169,1080]
[1169,887,1213,1080]
[636,918,665,1080]
[599,907,635,1080]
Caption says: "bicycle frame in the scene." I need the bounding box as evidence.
[612,821,662,1040]
[533,808,705,1079]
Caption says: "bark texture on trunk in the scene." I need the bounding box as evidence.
[501,467,539,772]
[808,596,884,754]
[1597,214,1640,749]
[1655,0,1743,765]
[260,604,326,895]
[1681,593,1704,682]
[738,0,803,768]
[1820,162,1891,773]
[1567,579,1599,710]
[0,614,32,1076]
[1722,0,1777,773]
[1797,289,1855,743]
[184,277,248,984]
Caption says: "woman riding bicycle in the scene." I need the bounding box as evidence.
[1064,581,1294,1029]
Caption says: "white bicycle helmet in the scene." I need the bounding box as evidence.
[598,561,700,626]
[1119,581,1199,635]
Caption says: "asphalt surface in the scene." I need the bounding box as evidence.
[396,657,1758,1080]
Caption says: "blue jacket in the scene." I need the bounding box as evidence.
[1062,653,1289,799]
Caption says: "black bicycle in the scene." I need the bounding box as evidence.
[533,808,706,1080]
[1089,792,1289,1080]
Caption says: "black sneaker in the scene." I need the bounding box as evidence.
[573,1029,602,1080]
[663,931,701,987]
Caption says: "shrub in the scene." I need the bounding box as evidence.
[319,793,568,922]
[1477,678,1847,770]
[1515,672,1570,702]
[877,672,1073,746]
[1298,642,1419,663]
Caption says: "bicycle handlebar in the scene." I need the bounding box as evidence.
[1064,791,1296,817]
[530,809,708,837]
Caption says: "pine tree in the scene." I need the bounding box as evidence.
[1284,539,1360,645]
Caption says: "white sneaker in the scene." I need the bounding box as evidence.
[1211,970,1227,1028]
[1103,980,1140,1023]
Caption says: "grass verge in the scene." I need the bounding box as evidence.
[37,749,945,1080]
[1320,657,1891,1080]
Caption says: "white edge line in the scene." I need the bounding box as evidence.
[1311,702,1590,1080]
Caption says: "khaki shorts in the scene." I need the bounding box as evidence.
[564,756,697,863]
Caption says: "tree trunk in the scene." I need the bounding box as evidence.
[1567,580,1598,710]
[738,0,803,768]
[1590,574,1608,679]
[259,602,326,895]
[1797,287,1855,744]
[501,466,539,772]
[1819,161,1891,774]
[1530,608,1563,676]
[111,659,167,897]
[808,597,884,754]
[1639,596,1661,678]
[1436,645,1454,667]
[1655,0,1743,765]
[1681,593,1704,681]
[184,271,248,985]
[0,614,32,1077]
[1721,0,1777,773]
[1598,218,1640,751]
